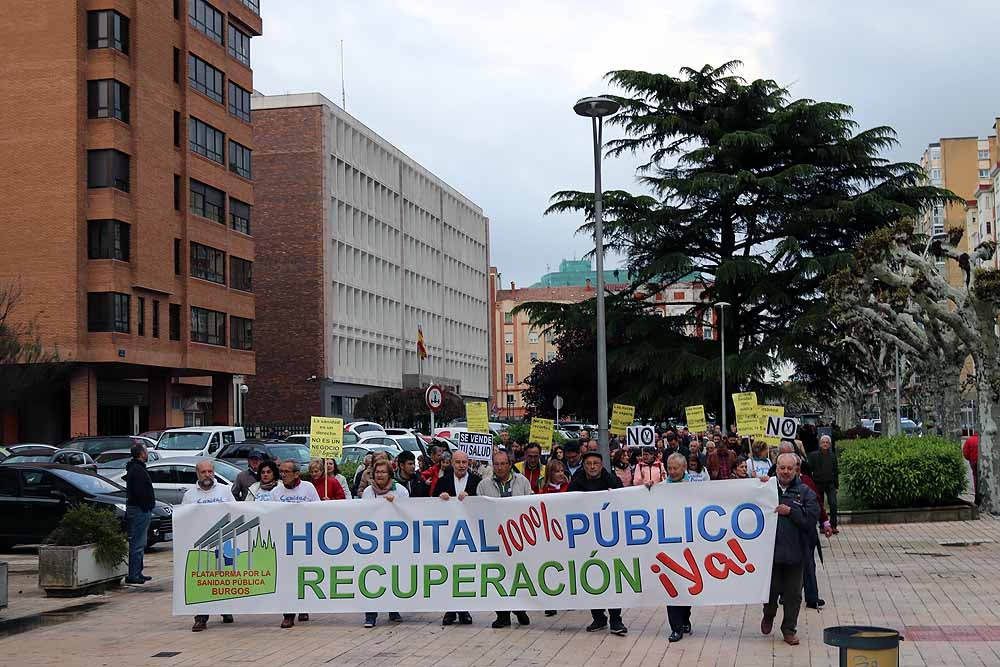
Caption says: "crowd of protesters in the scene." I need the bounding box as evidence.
[126,420,837,646]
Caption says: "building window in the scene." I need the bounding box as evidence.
[188,0,223,44]
[930,147,941,159]
[504,352,514,364]
[229,141,252,179]
[228,82,251,122]
[173,47,180,83]
[188,53,224,104]
[87,80,129,123]
[227,23,251,66]
[137,297,145,336]
[189,179,225,223]
[230,198,251,234]
[87,10,129,54]
[504,332,513,344]
[152,300,160,338]
[528,331,539,344]
[191,306,225,345]
[230,316,253,350]
[173,111,181,147]
[504,311,513,323]
[230,256,252,292]
[505,373,514,385]
[174,175,181,211]
[980,169,990,179]
[930,168,941,180]
[174,238,182,275]
[546,351,556,361]
[169,303,181,340]
[190,241,226,284]
[506,394,514,405]
[530,352,539,362]
[87,149,130,192]
[979,150,990,160]
[87,220,130,261]
[87,292,130,333]
[240,0,260,14]
[189,116,225,163]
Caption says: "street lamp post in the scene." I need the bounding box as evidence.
[714,302,731,434]
[575,96,621,470]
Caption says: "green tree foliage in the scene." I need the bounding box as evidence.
[352,387,463,430]
[521,62,948,417]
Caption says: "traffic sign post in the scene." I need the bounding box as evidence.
[553,395,564,424]
[425,384,443,438]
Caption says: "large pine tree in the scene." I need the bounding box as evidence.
[520,62,947,418]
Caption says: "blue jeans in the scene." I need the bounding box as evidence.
[126,506,152,581]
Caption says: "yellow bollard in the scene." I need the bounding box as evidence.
[824,626,903,666]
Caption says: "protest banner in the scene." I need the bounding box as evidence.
[610,403,635,435]
[764,415,798,442]
[458,431,493,461]
[756,406,785,446]
[466,402,489,434]
[626,425,656,448]
[173,479,777,615]
[685,405,707,433]
[731,392,758,436]
[528,417,555,451]
[309,416,343,460]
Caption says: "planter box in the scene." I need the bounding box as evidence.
[38,544,126,596]
[840,500,978,525]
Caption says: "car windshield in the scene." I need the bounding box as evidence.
[267,446,310,464]
[94,451,131,463]
[2,455,51,464]
[50,468,123,495]
[395,436,421,452]
[65,438,134,456]
[97,458,131,470]
[212,460,242,483]
[157,432,209,450]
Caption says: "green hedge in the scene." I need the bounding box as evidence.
[839,436,966,510]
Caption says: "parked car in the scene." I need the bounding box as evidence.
[338,443,402,465]
[217,441,312,470]
[9,443,59,454]
[345,421,386,436]
[155,426,246,459]
[0,464,173,549]
[60,435,156,457]
[0,446,9,462]
[284,432,360,448]
[1,447,97,471]
[383,429,427,455]
[93,449,162,465]
[357,433,404,450]
[104,456,241,506]
[95,451,162,477]
[138,430,163,443]
[861,418,923,437]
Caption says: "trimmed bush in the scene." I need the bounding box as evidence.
[839,436,966,510]
[46,504,128,568]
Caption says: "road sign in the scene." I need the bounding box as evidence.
[626,425,656,448]
[610,403,635,435]
[457,431,493,462]
[685,405,707,432]
[425,384,444,412]
[765,415,799,441]
[553,395,564,411]
[309,416,344,459]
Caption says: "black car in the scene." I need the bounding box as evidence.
[60,435,153,457]
[0,447,97,472]
[0,464,173,549]
[218,440,312,470]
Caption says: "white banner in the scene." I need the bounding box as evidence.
[172,479,778,615]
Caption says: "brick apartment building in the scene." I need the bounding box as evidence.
[0,1,261,443]
[489,262,714,418]
[246,93,490,424]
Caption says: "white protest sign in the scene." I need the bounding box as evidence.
[626,425,656,448]
[764,416,799,441]
[458,431,494,462]
[172,479,778,615]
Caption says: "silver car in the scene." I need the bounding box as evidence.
[104,456,241,505]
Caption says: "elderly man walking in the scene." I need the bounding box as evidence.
[478,449,532,628]
[761,453,821,646]
[807,435,839,533]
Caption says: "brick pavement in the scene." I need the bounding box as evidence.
[4,517,1000,666]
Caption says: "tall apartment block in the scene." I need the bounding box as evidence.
[918,135,997,287]
[0,1,261,443]
[246,93,490,423]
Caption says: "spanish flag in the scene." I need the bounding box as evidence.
[417,325,428,360]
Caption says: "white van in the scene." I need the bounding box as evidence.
[155,426,246,459]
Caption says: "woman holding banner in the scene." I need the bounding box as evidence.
[360,460,407,628]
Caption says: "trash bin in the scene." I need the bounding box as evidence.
[824,626,902,667]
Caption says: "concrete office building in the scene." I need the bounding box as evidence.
[247,93,490,423]
[0,1,261,443]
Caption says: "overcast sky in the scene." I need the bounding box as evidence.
[253,0,1000,287]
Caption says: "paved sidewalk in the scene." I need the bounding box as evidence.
[3,518,1000,666]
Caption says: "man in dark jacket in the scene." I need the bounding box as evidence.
[761,453,821,646]
[124,442,155,585]
[436,449,482,627]
[231,450,262,501]
[568,451,628,636]
[806,435,839,532]
[394,451,429,497]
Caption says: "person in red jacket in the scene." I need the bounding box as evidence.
[307,460,346,500]
[541,459,569,494]
[964,432,980,505]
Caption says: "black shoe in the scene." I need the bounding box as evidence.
[806,599,825,610]
[458,612,473,625]
[388,612,402,622]
[442,612,457,626]
[492,617,511,629]
[544,610,557,617]
[124,578,146,585]
[669,631,683,642]
[586,619,608,632]
[610,620,628,636]
[514,611,530,626]
[297,613,309,622]
[221,615,234,624]
[680,623,691,634]
[141,575,152,582]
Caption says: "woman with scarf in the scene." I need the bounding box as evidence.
[360,460,408,628]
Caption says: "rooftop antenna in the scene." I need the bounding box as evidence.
[340,40,346,110]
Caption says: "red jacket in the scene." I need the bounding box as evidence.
[310,477,345,500]
[541,481,569,493]
[800,473,828,524]
[963,433,979,465]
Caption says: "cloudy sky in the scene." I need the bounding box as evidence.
[253,0,1000,287]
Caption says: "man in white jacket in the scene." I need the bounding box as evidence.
[183,461,234,632]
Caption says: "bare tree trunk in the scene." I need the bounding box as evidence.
[941,365,964,442]
[878,387,900,436]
